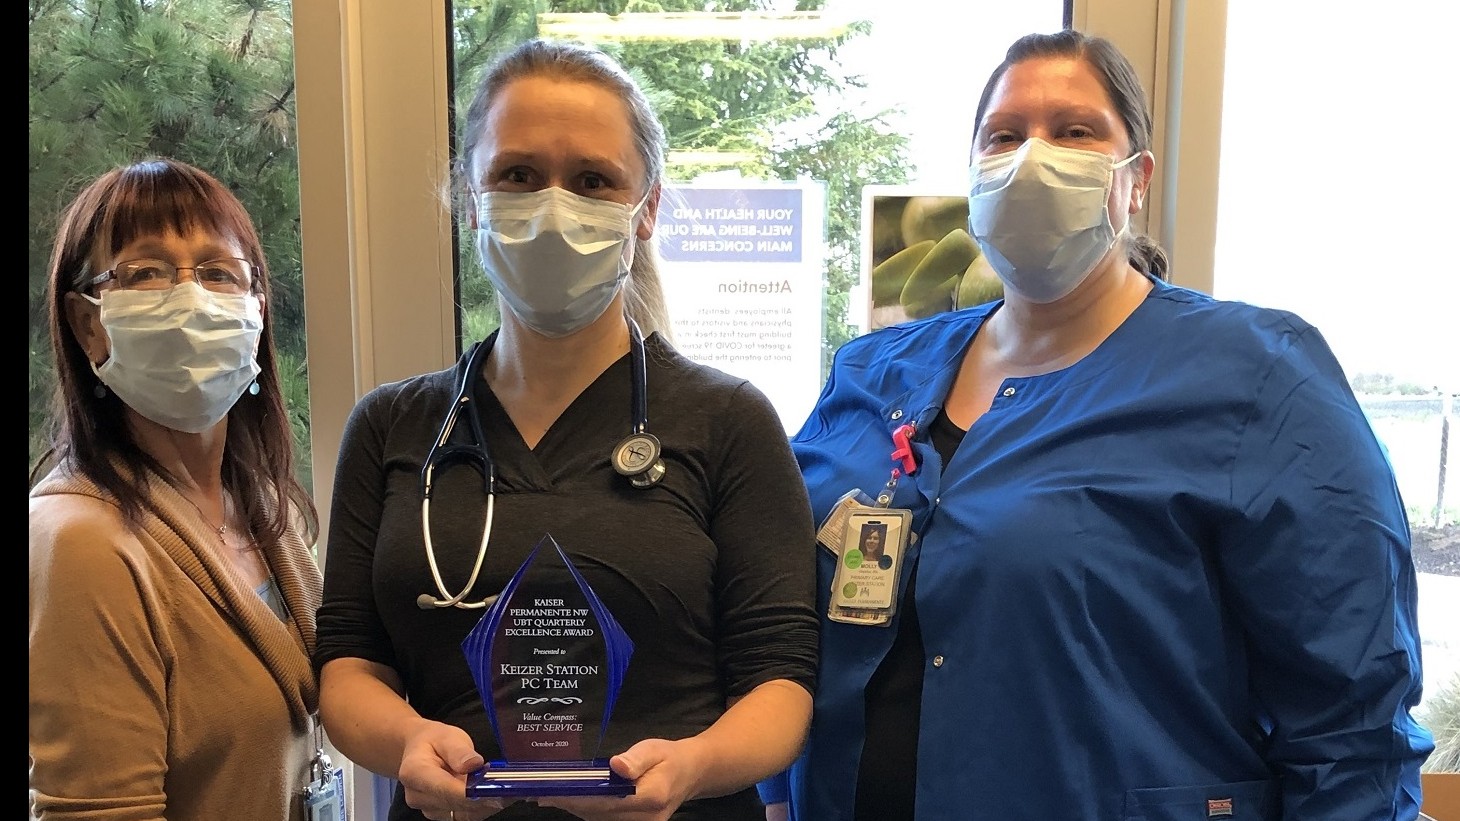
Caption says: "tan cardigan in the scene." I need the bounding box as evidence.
[29,467,321,820]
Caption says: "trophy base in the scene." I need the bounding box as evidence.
[466,760,636,798]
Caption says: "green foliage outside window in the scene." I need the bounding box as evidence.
[450,0,914,374]
[29,0,911,483]
[30,0,306,484]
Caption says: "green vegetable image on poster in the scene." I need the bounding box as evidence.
[900,196,969,247]
[864,190,1004,330]
[871,240,935,306]
[956,254,1003,310]
[900,227,978,319]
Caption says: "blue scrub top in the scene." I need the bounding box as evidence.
[767,280,1432,820]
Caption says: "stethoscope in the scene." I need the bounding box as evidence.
[416,320,664,610]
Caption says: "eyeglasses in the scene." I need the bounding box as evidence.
[90,258,255,295]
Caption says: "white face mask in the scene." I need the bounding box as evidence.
[85,282,263,433]
[475,187,647,338]
[967,138,1139,303]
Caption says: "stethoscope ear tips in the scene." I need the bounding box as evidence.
[612,432,666,489]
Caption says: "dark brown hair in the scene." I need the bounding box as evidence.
[975,30,1169,281]
[35,157,317,546]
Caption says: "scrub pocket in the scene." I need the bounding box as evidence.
[1122,778,1278,821]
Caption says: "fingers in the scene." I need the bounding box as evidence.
[437,734,487,776]
[609,749,648,781]
[610,737,675,781]
[399,721,492,820]
[535,740,682,820]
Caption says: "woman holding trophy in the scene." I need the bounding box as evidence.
[313,39,819,821]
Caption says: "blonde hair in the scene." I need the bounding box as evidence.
[458,39,674,340]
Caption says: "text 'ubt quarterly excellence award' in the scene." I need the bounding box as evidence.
[462,534,635,798]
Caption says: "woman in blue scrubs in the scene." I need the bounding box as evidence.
[763,29,1432,821]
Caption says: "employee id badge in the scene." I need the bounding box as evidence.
[827,507,912,626]
[304,750,346,821]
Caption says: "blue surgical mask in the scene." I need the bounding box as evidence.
[84,282,263,433]
[967,138,1138,303]
[475,187,647,337]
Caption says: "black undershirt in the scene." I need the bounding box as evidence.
[853,409,966,821]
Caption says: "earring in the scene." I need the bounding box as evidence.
[248,380,260,396]
[88,360,108,398]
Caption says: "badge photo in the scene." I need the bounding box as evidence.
[829,508,910,612]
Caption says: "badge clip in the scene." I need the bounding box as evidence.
[890,422,917,476]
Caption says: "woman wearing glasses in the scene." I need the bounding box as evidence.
[28,158,323,819]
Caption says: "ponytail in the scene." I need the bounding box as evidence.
[1128,233,1169,281]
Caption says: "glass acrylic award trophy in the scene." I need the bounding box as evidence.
[462,534,636,798]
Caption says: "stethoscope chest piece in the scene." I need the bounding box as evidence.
[612,431,666,488]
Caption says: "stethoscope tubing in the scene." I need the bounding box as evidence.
[416,320,654,610]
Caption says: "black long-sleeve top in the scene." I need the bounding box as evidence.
[315,332,818,821]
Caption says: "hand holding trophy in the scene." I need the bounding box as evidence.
[463,535,635,798]
[313,39,819,819]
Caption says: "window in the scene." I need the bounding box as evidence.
[448,1,1064,430]
[27,1,311,490]
[1215,0,1458,762]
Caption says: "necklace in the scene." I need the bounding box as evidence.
[179,490,230,545]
